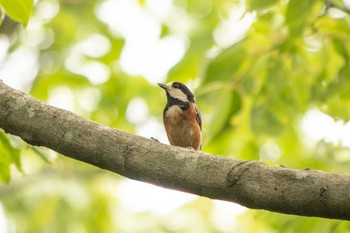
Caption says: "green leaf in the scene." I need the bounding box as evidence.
[0,9,2,26]
[168,33,213,83]
[0,131,21,184]
[251,104,284,136]
[31,147,52,163]
[332,38,349,63]
[0,161,10,184]
[205,88,241,142]
[241,140,260,160]
[203,41,247,83]
[0,0,34,26]
[286,0,316,36]
[246,0,279,11]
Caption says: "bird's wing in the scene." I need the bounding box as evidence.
[195,106,202,130]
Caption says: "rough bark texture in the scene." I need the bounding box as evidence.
[1,81,350,220]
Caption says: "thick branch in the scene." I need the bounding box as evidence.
[0,81,350,220]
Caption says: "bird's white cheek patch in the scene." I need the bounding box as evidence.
[168,88,188,102]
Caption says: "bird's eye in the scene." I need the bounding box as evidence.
[173,83,179,88]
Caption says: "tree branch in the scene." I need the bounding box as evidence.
[0,81,350,220]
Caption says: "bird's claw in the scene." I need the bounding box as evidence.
[150,137,160,142]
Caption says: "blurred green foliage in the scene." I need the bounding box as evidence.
[1,0,350,232]
[0,0,33,26]
[0,132,21,184]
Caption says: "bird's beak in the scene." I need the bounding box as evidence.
[157,83,169,91]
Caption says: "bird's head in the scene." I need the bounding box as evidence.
[158,82,195,103]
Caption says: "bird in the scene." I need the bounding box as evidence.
[158,81,202,150]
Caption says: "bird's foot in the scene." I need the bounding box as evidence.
[150,137,160,142]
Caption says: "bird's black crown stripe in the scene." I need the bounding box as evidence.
[172,82,195,103]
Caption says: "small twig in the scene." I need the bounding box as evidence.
[324,0,350,14]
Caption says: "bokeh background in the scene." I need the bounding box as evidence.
[1,0,350,232]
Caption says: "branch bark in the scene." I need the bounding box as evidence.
[1,81,350,220]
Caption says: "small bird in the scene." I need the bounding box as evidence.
[158,81,202,150]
